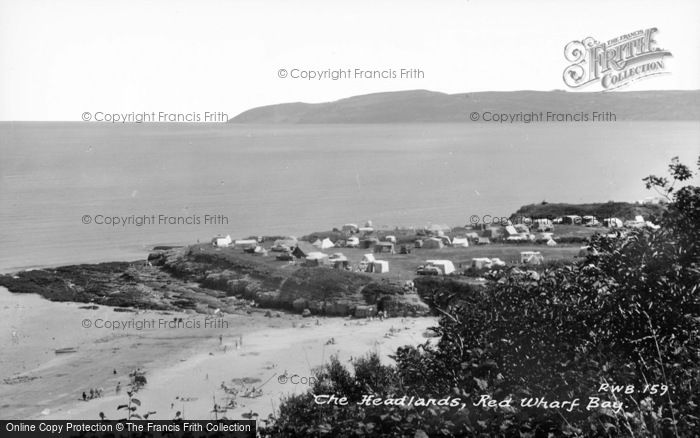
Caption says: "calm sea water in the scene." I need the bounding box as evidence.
[1,121,698,273]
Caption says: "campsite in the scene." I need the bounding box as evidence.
[202,220,615,285]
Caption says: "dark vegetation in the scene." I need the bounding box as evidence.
[263,157,700,437]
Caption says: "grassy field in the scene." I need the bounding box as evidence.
[201,241,585,284]
[323,244,583,282]
[197,222,611,285]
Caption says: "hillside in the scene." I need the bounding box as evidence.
[229,89,700,123]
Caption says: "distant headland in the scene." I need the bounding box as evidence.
[228,89,700,123]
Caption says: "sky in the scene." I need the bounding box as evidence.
[1,0,699,121]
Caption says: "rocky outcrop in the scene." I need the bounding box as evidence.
[1,244,430,317]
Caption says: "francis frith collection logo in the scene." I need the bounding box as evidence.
[563,28,672,90]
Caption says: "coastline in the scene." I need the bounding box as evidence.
[0,287,436,420]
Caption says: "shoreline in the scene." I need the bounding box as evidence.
[0,287,436,420]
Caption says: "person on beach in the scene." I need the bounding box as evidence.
[116,382,121,395]
[82,392,87,401]
[89,388,94,399]
[219,334,223,345]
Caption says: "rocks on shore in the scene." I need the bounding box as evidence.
[0,245,430,318]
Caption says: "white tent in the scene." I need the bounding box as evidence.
[319,238,334,249]
[384,235,397,243]
[426,260,455,275]
[472,258,493,269]
[505,225,518,236]
[362,253,376,263]
[372,260,389,273]
[603,218,623,228]
[546,239,557,246]
[452,237,469,248]
[491,258,506,266]
[305,252,329,266]
[212,234,232,247]
[346,236,360,248]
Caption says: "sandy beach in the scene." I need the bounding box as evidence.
[0,287,437,421]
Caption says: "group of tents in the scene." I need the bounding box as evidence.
[416,233,486,249]
[416,260,456,276]
[553,215,658,230]
[504,225,558,246]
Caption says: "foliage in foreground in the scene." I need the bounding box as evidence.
[264,157,700,437]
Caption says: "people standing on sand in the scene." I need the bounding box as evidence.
[116,382,121,395]
[82,392,87,401]
[89,388,94,399]
[219,334,223,345]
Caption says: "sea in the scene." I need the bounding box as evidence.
[1,121,698,273]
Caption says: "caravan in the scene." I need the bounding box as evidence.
[211,235,232,247]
